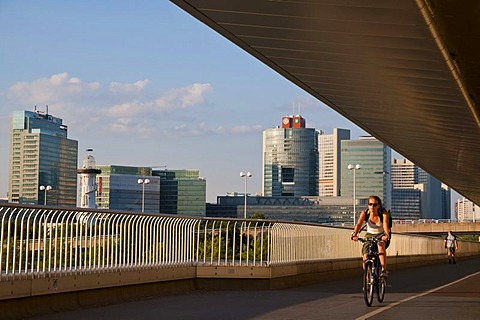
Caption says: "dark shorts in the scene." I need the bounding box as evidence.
[447,247,455,254]
[362,232,390,255]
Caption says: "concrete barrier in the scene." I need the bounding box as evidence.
[2,252,479,319]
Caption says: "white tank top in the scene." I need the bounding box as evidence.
[366,217,383,234]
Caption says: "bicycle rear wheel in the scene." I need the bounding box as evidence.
[363,261,374,306]
[377,276,386,302]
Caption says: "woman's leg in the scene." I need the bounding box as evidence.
[378,241,386,270]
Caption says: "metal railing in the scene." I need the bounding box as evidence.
[0,205,318,278]
[393,219,478,224]
[2,204,480,282]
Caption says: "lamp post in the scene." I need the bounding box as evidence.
[137,178,150,212]
[348,164,361,225]
[240,171,252,219]
[39,185,52,206]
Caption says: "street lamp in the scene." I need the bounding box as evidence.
[348,164,362,225]
[39,185,52,206]
[240,171,252,219]
[137,178,150,213]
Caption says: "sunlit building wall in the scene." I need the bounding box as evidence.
[455,197,479,222]
[8,110,78,206]
[263,115,319,197]
[318,128,350,197]
[391,158,421,219]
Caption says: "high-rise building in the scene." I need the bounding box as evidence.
[153,169,206,216]
[262,115,319,197]
[455,197,480,222]
[390,158,421,219]
[318,128,350,197]
[341,136,391,209]
[390,158,451,219]
[94,166,206,215]
[441,183,452,220]
[8,109,78,206]
[95,165,160,213]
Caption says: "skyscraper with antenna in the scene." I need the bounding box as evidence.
[8,108,78,206]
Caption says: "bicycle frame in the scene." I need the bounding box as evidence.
[365,238,382,282]
[358,237,386,306]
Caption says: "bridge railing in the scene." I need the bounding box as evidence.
[2,204,480,282]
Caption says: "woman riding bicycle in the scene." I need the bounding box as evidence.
[351,195,391,278]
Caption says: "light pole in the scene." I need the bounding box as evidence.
[39,185,52,206]
[348,164,361,225]
[137,178,150,212]
[240,171,252,219]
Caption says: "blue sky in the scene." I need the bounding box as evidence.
[1,1,459,208]
[0,0,369,202]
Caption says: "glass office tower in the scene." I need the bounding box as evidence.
[263,115,319,197]
[391,158,451,219]
[95,165,160,213]
[9,110,78,206]
[153,169,206,216]
[390,158,421,219]
[341,136,391,209]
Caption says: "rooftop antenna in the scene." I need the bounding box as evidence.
[46,105,49,116]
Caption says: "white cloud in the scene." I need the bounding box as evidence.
[231,125,263,134]
[103,101,153,118]
[171,123,262,137]
[109,80,150,94]
[154,83,213,112]
[4,73,256,139]
[8,72,100,105]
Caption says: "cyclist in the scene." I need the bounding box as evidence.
[351,195,391,278]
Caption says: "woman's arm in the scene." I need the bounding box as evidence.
[382,210,390,240]
[351,210,366,239]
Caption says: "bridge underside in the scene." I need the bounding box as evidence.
[172,0,480,204]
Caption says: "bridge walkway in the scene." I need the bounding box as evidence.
[29,257,480,320]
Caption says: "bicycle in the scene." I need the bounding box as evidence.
[358,237,387,306]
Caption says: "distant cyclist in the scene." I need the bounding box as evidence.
[444,231,458,264]
[351,195,391,278]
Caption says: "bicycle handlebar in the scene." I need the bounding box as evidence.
[357,237,384,243]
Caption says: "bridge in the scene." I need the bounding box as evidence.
[24,257,480,319]
[1,204,480,318]
[171,0,480,207]
[393,220,480,235]
[4,1,480,318]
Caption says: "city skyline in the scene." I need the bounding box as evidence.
[0,1,368,203]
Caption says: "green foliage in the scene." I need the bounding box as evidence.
[196,222,270,263]
[457,234,480,242]
[251,212,266,219]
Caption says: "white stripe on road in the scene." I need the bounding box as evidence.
[355,271,480,320]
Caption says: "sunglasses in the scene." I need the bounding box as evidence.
[368,203,379,207]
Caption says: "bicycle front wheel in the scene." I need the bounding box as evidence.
[377,275,386,302]
[363,261,374,306]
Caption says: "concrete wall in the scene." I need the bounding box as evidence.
[1,252,479,319]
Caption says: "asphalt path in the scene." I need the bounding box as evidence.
[30,257,480,320]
